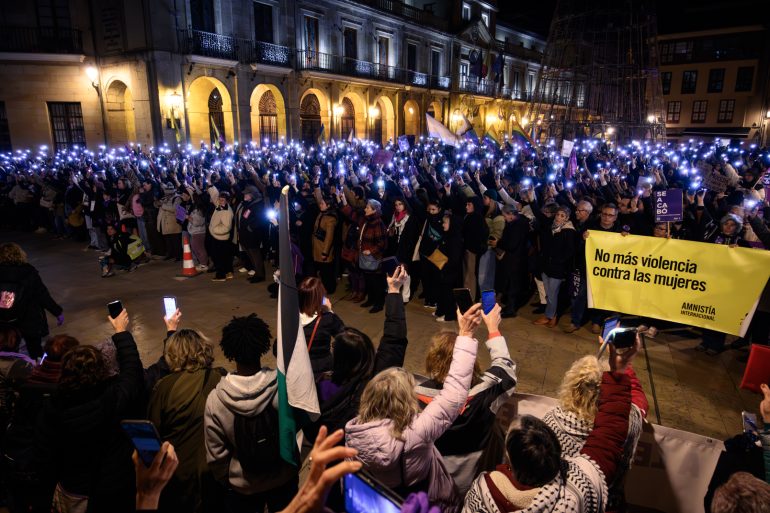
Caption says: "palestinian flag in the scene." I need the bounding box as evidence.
[276,186,320,466]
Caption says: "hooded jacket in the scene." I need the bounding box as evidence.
[204,370,296,494]
[345,335,479,513]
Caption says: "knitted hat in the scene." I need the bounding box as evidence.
[483,189,499,202]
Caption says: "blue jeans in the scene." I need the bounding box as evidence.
[136,217,151,253]
[542,273,564,320]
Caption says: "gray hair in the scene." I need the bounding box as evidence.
[577,200,593,214]
[366,199,382,216]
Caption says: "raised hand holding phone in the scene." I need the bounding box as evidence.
[481,303,501,334]
[109,308,129,333]
[164,308,182,332]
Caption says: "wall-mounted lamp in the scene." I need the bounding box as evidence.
[166,91,183,128]
[766,109,770,119]
[647,114,656,123]
[333,104,344,117]
[85,66,100,94]
[606,126,615,135]
[408,107,414,115]
[368,105,380,118]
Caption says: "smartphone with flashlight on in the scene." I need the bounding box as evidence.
[163,296,177,318]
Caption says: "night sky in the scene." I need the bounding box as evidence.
[497,0,769,38]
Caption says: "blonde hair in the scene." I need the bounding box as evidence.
[425,331,482,386]
[358,367,420,439]
[557,355,606,422]
[165,329,214,372]
[0,243,28,265]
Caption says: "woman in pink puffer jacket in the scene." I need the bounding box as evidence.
[345,304,484,513]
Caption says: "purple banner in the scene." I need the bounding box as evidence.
[654,188,683,223]
[372,150,395,167]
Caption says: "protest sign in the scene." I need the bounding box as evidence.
[495,393,724,513]
[654,189,683,222]
[397,135,410,152]
[586,231,770,335]
[702,169,729,193]
[561,139,574,157]
[371,149,394,167]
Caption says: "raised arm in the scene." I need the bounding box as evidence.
[410,305,482,443]
[580,336,637,482]
[374,266,409,372]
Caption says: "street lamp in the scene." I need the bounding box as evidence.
[647,115,655,124]
[166,91,183,128]
[333,104,344,139]
[85,66,99,93]
[368,105,380,141]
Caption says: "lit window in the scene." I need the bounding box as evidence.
[481,12,489,27]
[462,3,471,21]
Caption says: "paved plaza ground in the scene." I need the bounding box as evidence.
[4,230,761,441]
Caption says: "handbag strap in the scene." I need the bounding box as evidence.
[307,315,322,350]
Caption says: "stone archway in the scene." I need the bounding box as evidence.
[404,99,420,136]
[372,94,395,145]
[300,88,330,146]
[250,83,287,145]
[300,93,322,146]
[339,90,366,141]
[427,100,443,123]
[187,76,235,147]
[105,80,136,146]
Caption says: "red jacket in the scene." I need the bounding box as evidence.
[582,371,632,484]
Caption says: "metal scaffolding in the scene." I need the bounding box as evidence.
[528,0,666,143]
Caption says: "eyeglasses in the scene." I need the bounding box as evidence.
[600,212,617,217]
[576,209,590,213]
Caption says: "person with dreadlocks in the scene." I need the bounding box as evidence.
[204,314,298,513]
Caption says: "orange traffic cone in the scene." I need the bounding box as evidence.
[180,233,199,277]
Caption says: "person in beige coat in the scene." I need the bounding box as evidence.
[209,191,235,281]
[157,184,183,261]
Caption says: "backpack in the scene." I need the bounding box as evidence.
[232,406,282,475]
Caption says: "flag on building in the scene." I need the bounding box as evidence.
[492,53,504,83]
[469,49,482,78]
[511,118,535,147]
[426,114,460,146]
[347,129,354,143]
[276,186,320,466]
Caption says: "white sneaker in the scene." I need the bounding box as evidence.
[247,270,256,277]
[238,267,248,273]
[435,316,447,322]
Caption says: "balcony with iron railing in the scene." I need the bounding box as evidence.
[296,50,449,90]
[177,29,291,67]
[355,0,449,32]
[457,76,500,97]
[495,41,543,63]
[0,26,83,54]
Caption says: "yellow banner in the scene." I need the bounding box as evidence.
[586,231,770,336]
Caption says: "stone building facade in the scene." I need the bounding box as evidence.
[0,0,545,150]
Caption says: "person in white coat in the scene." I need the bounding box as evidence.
[208,190,234,281]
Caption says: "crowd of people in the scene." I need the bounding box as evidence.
[3,135,770,350]
[1,131,770,512]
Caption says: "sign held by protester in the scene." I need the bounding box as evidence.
[371,149,394,167]
[586,231,770,336]
[397,135,410,152]
[702,169,729,193]
[654,189,683,222]
[561,139,574,157]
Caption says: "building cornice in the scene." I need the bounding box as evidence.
[0,52,86,64]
